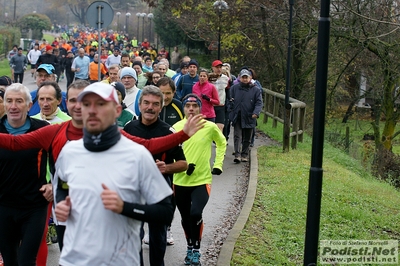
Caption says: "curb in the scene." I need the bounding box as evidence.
[217,147,259,265]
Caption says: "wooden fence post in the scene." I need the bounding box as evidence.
[263,93,268,124]
[291,106,299,149]
[273,96,279,128]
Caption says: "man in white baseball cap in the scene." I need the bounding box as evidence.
[55,81,174,265]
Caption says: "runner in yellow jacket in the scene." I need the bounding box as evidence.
[172,93,226,266]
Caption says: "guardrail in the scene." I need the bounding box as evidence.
[261,87,306,151]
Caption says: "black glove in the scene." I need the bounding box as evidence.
[201,94,211,101]
[211,168,222,175]
[186,163,196,176]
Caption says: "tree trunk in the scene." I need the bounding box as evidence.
[342,99,357,123]
[380,68,399,151]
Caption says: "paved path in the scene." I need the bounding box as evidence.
[15,70,269,265]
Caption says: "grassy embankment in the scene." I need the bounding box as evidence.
[232,115,400,265]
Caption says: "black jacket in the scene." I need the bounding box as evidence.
[160,99,184,126]
[123,118,186,184]
[0,116,49,208]
[228,82,263,128]
[36,53,59,69]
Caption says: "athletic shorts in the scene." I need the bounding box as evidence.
[214,106,225,124]
[30,64,37,69]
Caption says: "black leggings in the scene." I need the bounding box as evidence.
[55,225,66,251]
[0,204,48,266]
[13,73,24,84]
[174,184,210,249]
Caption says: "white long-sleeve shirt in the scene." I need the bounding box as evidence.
[27,49,42,65]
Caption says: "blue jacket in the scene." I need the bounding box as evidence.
[176,74,199,100]
[228,82,263,128]
[28,90,68,116]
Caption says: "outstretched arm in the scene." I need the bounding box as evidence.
[121,114,205,154]
[0,123,60,151]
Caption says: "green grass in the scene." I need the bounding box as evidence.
[0,59,12,77]
[325,117,400,155]
[43,33,56,43]
[231,116,400,265]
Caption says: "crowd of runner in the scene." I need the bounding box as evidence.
[0,27,263,266]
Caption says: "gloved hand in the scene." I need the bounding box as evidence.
[211,168,222,175]
[23,66,27,71]
[186,163,196,176]
[201,94,211,101]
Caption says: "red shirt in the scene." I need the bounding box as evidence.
[141,42,150,49]
[0,120,189,162]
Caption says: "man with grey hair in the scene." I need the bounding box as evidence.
[160,58,176,78]
[157,61,168,78]
[0,83,51,266]
[124,85,187,266]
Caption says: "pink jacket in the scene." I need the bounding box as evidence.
[193,81,220,119]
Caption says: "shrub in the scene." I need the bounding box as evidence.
[373,148,400,188]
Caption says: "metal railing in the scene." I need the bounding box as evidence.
[261,87,306,151]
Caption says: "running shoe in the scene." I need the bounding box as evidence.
[184,249,193,265]
[143,233,149,245]
[191,250,201,265]
[234,157,241,163]
[166,229,174,245]
[241,157,249,162]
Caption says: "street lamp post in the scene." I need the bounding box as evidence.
[140,13,146,42]
[13,0,16,21]
[147,13,153,43]
[116,12,121,32]
[125,12,131,35]
[136,13,141,40]
[213,0,229,60]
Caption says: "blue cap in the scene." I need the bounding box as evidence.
[120,67,137,81]
[37,64,55,74]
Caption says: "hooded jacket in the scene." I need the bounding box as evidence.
[228,82,263,128]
